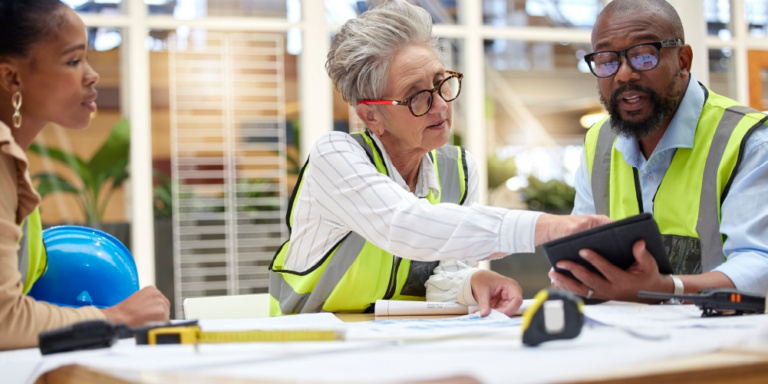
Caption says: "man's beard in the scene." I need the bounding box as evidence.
[600,81,680,140]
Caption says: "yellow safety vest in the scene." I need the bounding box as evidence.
[584,85,768,274]
[269,131,469,315]
[18,207,47,294]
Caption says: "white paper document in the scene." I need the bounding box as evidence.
[583,303,768,329]
[192,318,764,384]
[348,309,521,341]
[374,299,535,317]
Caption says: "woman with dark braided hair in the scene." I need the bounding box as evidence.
[0,0,169,350]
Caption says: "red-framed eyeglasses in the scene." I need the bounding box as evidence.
[358,71,463,117]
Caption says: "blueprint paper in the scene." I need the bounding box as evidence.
[195,323,761,384]
[6,338,390,384]
[73,340,389,373]
[348,309,521,341]
[583,304,768,329]
[0,356,40,384]
[5,306,768,384]
[2,313,346,384]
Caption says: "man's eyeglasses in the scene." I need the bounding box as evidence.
[358,71,463,117]
[584,39,684,78]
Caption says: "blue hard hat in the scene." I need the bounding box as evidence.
[28,226,139,308]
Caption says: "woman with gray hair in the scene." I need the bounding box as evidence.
[269,0,608,317]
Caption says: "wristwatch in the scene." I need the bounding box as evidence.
[670,274,684,295]
[665,274,684,304]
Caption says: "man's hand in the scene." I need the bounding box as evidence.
[549,240,672,302]
[534,214,613,246]
[100,286,170,326]
[470,270,523,317]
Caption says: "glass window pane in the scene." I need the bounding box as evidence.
[746,0,768,37]
[483,0,602,29]
[148,29,297,318]
[327,0,459,25]
[709,48,737,100]
[147,0,298,19]
[705,0,732,39]
[761,68,768,107]
[484,39,592,295]
[63,0,124,14]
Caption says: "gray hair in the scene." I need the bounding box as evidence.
[326,0,443,106]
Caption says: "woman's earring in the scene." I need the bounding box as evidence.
[11,92,22,128]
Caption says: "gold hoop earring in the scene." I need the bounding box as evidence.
[11,92,22,129]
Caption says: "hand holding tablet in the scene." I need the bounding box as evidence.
[543,213,673,283]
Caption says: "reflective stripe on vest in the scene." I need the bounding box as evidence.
[18,207,47,295]
[269,131,468,315]
[18,220,29,289]
[585,86,768,274]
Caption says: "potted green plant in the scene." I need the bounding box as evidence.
[29,119,132,270]
[29,119,130,226]
[520,176,576,214]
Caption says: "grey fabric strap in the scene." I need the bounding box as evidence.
[697,106,757,272]
[434,146,462,205]
[271,233,367,314]
[296,233,366,313]
[17,220,29,286]
[269,271,310,313]
[591,122,617,215]
[349,133,378,171]
[727,106,760,115]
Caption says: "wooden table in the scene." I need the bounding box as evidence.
[35,314,768,384]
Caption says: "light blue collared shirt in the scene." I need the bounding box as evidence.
[572,74,768,294]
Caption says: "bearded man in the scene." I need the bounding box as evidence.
[551,0,768,301]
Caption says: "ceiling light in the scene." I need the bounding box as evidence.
[580,113,607,129]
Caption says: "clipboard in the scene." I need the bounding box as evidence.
[543,213,673,282]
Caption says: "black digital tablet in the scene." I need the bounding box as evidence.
[543,213,672,281]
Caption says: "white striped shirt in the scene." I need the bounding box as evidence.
[284,131,541,305]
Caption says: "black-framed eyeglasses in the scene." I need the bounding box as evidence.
[584,39,684,78]
[359,71,463,117]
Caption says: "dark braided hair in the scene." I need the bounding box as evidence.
[0,0,67,58]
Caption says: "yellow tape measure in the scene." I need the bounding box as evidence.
[147,326,344,345]
[521,289,584,347]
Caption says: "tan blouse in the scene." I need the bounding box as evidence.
[0,121,104,351]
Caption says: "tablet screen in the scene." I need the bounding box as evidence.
[543,213,672,281]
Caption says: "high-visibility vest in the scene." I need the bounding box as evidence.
[584,85,768,275]
[269,131,469,315]
[18,207,47,294]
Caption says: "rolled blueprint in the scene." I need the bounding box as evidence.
[374,300,472,316]
[374,299,533,317]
